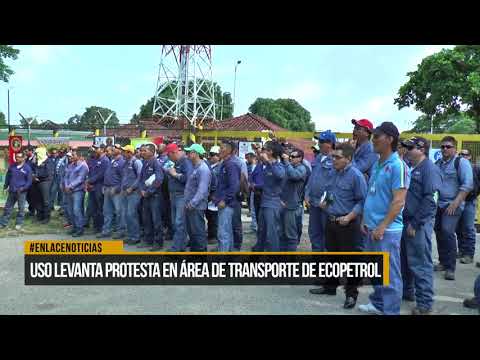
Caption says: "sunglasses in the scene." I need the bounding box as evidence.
[441,145,455,149]
[460,152,470,156]
[289,154,301,159]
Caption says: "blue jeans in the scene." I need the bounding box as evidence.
[250,192,257,232]
[66,191,85,233]
[0,191,27,226]
[280,207,299,251]
[142,192,164,246]
[474,274,480,306]
[233,202,243,250]
[296,205,304,243]
[401,220,434,311]
[89,189,104,232]
[308,206,327,251]
[366,230,403,315]
[435,207,462,272]
[122,192,141,242]
[256,207,282,252]
[456,199,476,257]
[218,206,234,251]
[186,208,207,251]
[170,193,187,251]
[102,187,125,235]
[49,177,63,211]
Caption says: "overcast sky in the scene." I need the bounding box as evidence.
[0,45,454,132]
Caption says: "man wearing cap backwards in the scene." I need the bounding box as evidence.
[213,141,241,252]
[279,149,307,251]
[0,152,32,230]
[310,143,367,309]
[85,144,110,234]
[137,144,164,251]
[400,137,441,315]
[120,145,143,245]
[206,145,221,244]
[164,143,194,251]
[97,144,126,239]
[183,144,212,252]
[434,136,473,281]
[456,149,479,264]
[305,130,336,252]
[358,122,410,315]
[63,150,89,237]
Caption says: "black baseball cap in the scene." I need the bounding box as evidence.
[401,136,428,149]
[373,122,400,138]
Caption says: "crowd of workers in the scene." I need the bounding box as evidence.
[1,119,479,315]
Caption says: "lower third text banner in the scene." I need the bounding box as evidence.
[24,241,388,286]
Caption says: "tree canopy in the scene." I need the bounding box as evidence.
[0,111,6,126]
[0,45,20,83]
[130,81,233,124]
[248,98,315,131]
[68,106,120,130]
[395,45,480,133]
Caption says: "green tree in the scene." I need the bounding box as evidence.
[0,111,6,126]
[248,98,315,131]
[69,107,120,130]
[0,45,20,83]
[20,117,39,128]
[130,81,233,124]
[395,45,480,132]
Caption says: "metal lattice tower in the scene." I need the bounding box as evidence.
[152,45,216,130]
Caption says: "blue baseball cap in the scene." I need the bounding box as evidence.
[315,130,336,145]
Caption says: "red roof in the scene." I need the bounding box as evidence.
[104,113,287,138]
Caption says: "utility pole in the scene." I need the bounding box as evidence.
[19,113,35,146]
[7,88,11,132]
[97,110,115,136]
[233,60,242,115]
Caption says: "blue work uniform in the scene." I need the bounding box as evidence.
[184,161,212,252]
[121,156,143,244]
[401,158,440,311]
[139,157,164,247]
[0,163,32,227]
[456,164,480,259]
[352,141,379,180]
[86,154,110,232]
[280,161,307,251]
[231,155,247,250]
[64,160,89,234]
[435,155,473,273]
[255,159,286,252]
[305,154,334,251]
[166,155,193,251]
[101,155,126,236]
[363,151,410,315]
[214,156,241,252]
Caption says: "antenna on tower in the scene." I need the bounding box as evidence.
[152,45,216,144]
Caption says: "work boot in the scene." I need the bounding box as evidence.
[402,294,415,302]
[411,307,433,315]
[460,255,473,264]
[476,262,480,269]
[456,252,463,259]
[343,297,357,309]
[444,270,455,280]
[463,297,479,309]
[434,263,446,272]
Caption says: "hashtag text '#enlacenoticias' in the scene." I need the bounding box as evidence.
[31,242,103,253]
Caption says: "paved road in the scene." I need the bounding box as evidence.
[1,212,479,315]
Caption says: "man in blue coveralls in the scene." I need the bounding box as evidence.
[138,144,164,251]
[183,144,212,252]
[434,136,473,281]
[98,144,126,238]
[305,130,336,252]
[358,122,410,315]
[255,140,286,252]
[456,149,479,264]
[164,143,194,252]
[279,148,307,251]
[85,144,110,234]
[400,137,441,315]
[309,142,367,310]
[120,145,143,245]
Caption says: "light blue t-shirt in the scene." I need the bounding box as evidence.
[363,151,410,232]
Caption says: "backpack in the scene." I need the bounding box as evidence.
[436,157,480,202]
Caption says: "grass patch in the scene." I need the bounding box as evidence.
[0,208,67,238]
